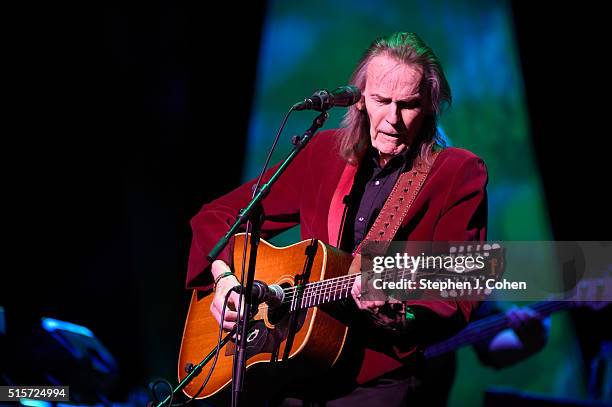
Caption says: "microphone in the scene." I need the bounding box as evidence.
[292,85,361,111]
[235,281,285,306]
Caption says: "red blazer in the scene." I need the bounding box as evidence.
[186,129,488,383]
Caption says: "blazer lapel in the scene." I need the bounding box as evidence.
[327,163,357,248]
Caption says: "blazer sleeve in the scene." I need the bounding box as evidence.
[186,140,318,292]
[433,155,488,242]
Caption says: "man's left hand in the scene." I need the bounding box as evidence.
[349,254,386,313]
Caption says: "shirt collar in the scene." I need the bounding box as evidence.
[368,145,413,172]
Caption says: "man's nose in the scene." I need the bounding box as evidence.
[385,102,400,125]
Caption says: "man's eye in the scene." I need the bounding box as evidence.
[400,101,421,109]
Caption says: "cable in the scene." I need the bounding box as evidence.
[177,287,239,405]
[252,107,295,196]
[149,287,238,407]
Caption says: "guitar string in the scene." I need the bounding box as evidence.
[257,270,488,313]
[281,272,483,307]
[240,246,500,310]
[280,249,499,298]
[280,264,489,306]
[254,248,501,311]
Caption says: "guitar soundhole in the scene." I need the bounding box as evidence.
[267,282,293,325]
[226,283,307,360]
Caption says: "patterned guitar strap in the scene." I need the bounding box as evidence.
[353,149,440,329]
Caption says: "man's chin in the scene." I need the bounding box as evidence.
[379,146,406,157]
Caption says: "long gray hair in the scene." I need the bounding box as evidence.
[339,32,451,165]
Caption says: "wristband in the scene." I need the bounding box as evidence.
[213,271,234,291]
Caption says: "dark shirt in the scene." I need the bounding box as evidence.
[341,146,414,252]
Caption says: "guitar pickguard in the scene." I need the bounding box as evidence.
[225,304,308,360]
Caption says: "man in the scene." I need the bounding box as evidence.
[187,32,487,405]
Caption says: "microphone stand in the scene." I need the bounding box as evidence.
[207,110,329,407]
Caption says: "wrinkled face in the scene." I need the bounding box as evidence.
[362,55,425,165]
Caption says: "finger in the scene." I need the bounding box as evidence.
[351,280,359,294]
[523,307,535,316]
[211,307,238,332]
[351,290,361,306]
[212,295,231,315]
[353,275,362,290]
[507,310,520,329]
[351,283,361,299]
[353,292,369,310]
[524,308,541,321]
[222,321,236,331]
[352,290,364,308]
[516,310,530,324]
[361,300,385,309]
[210,307,223,327]
[506,306,519,317]
[229,293,246,318]
[355,299,367,310]
[223,309,238,322]
[211,296,226,313]
[351,276,362,304]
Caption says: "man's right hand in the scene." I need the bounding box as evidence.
[210,260,242,331]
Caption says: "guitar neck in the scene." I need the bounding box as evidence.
[284,267,434,311]
[284,273,360,311]
[283,266,481,312]
[423,301,569,359]
[281,243,504,312]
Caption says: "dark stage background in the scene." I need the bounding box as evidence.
[2,0,609,404]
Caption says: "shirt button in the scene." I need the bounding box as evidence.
[358,217,365,222]
[374,180,380,186]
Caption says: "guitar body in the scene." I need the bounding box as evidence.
[178,234,354,399]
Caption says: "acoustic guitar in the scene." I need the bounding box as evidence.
[178,234,505,399]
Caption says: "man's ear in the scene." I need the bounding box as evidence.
[356,96,365,111]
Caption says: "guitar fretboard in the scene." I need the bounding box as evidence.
[280,246,502,311]
[282,265,485,312]
[285,273,359,312]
